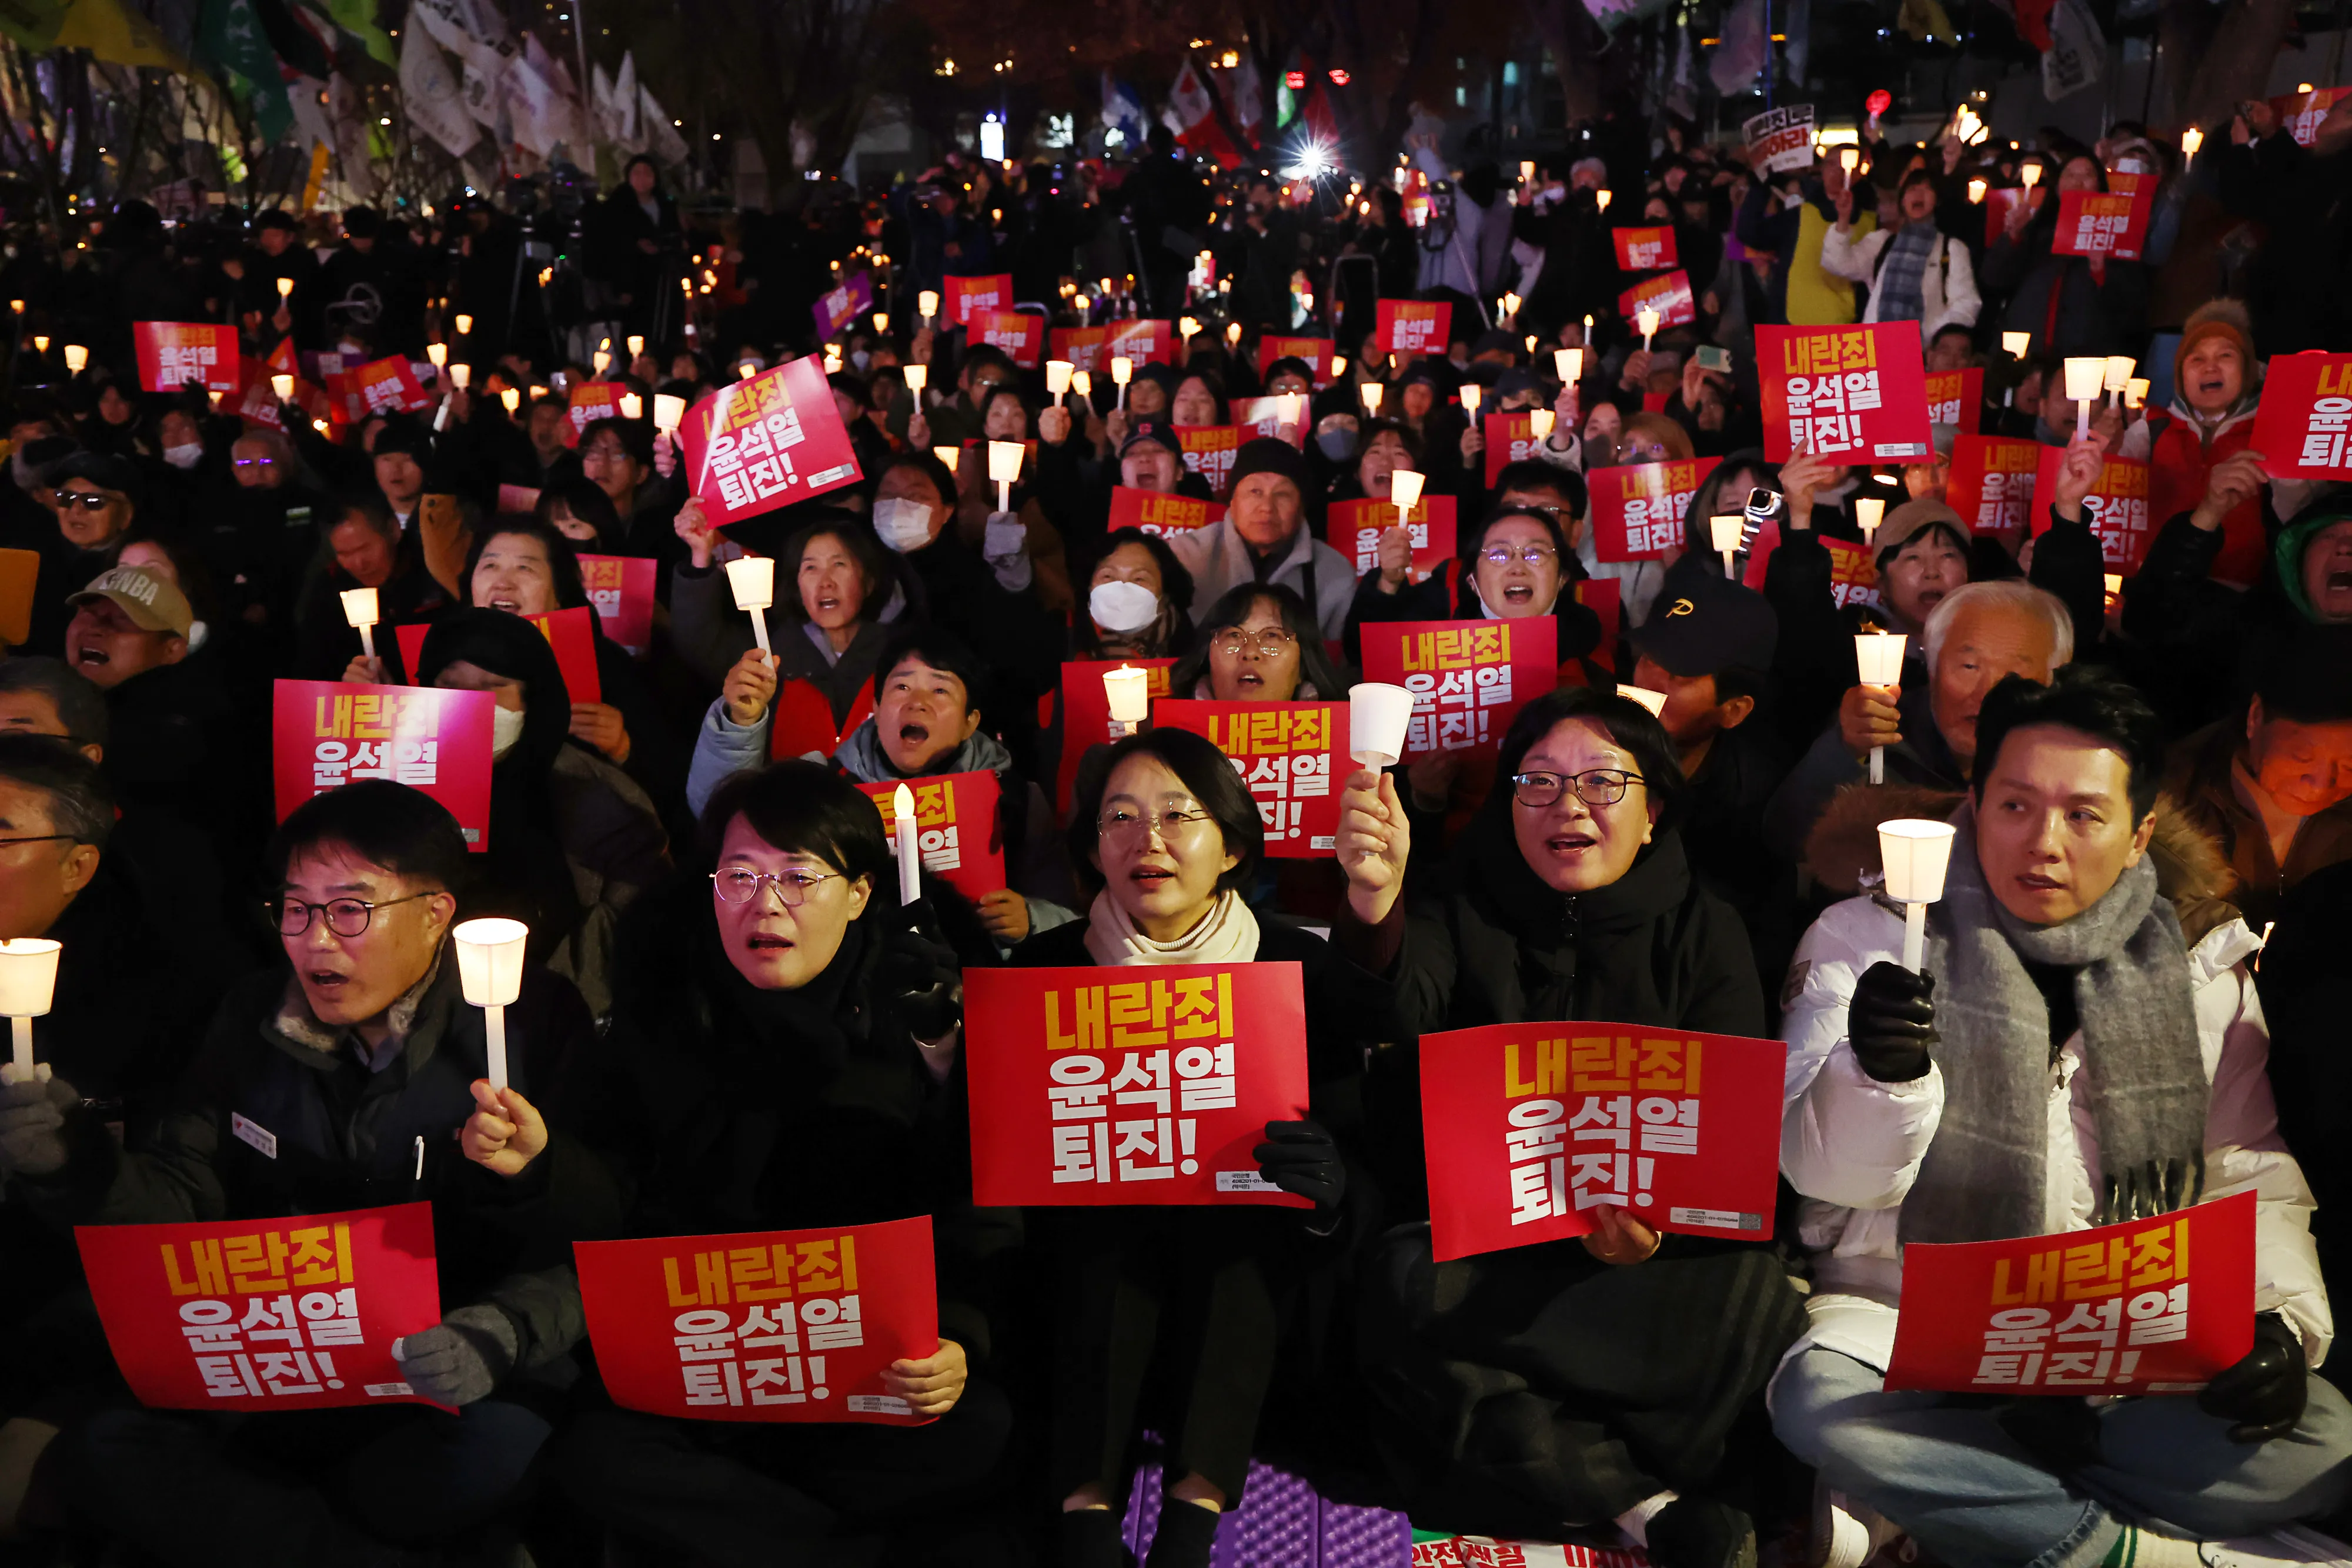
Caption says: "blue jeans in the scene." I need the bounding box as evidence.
[1770,1349,2352,1568]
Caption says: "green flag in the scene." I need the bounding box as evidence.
[196,0,291,143]
[317,0,392,68]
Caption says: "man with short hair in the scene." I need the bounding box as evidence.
[63,564,191,694]
[916,343,1017,450]
[369,419,431,529]
[40,453,140,597]
[1167,437,1354,639]
[0,656,108,764]
[1774,668,2350,1568]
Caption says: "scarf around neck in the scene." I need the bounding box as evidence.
[1875,222,1937,326]
[1083,888,1261,967]
[1899,805,2206,1246]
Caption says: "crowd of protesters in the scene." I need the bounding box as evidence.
[0,83,2340,1568]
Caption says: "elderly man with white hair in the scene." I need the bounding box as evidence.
[1765,578,2076,863]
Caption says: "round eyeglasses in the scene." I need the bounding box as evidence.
[1508,768,1646,808]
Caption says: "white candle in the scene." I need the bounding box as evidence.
[919,289,940,323]
[1853,496,1886,545]
[627,334,645,359]
[1855,631,1908,784]
[1877,819,1957,971]
[724,557,775,654]
[654,393,685,433]
[1595,189,1613,212]
[1070,370,1092,402]
[426,343,447,369]
[452,918,527,1090]
[0,938,60,1079]
[271,373,295,400]
[987,439,1023,513]
[901,363,928,399]
[449,363,470,390]
[63,345,86,373]
[1361,382,1383,415]
[1636,308,1660,352]
[1967,177,1987,203]
[2063,357,2108,439]
[1709,512,1743,579]
[1045,360,1074,400]
[276,276,296,299]
[1110,356,1132,409]
[1389,467,1424,534]
[1619,686,1669,717]
[893,784,920,905]
[619,392,643,421]
[1529,408,1556,439]
[455,313,473,336]
[2020,162,2042,188]
[1459,384,1481,417]
[340,587,380,662]
[501,387,520,414]
[2126,377,2149,410]
[1103,664,1150,735]
[2180,126,2203,162]
[933,445,960,473]
[1348,681,1413,770]
[2002,331,2031,359]
[2102,355,2136,408]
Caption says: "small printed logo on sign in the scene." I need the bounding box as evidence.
[1311,835,1336,850]
[231,1112,278,1160]
[847,1395,911,1416]
[1875,443,1929,459]
[1670,1207,1762,1231]
[1216,1171,1283,1194]
[365,1382,416,1398]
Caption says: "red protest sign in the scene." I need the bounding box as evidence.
[580,553,659,652]
[2269,85,2350,148]
[976,311,1043,370]
[1048,326,1111,375]
[236,369,285,430]
[1257,336,1335,383]
[1234,396,1309,446]
[495,484,541,516]
[1418,1025,1785,1262]
[1331,494,1458,583]
[574,1216,939,1424]
[1947,434,2043,541]
[811,272,876,342]
[1743,104,1815,174]
[1984,186,2038,249]
[1482,412,1546,488]
[1573,578,1621,673]
[1152,700,1348,858]
[1611,227,1678,272]
[1758,324,1933,463]
[944,274,1013,330]
[1359,618,1559,760]
[854,771,1006,900]
[1054,658,1176,814]
[75,1202,443,1412]
[2100,173,2159,262]
[350,356,435,420]
[393,607,600,704]
[1107,487,1224,537]
[2052,190,2141,259]
[1377,300,1452,356]
[961,964,1312,1207]
[1105,319,1174,367]
[566,381,626,442]
[1587,457,1721,563]
[1883,1191,2257,1395]
[1738,521,1882,610]
[271,681,496,850]
[132,322,239,393]
[1174,425,1246,496]
[1616,269,1698,330]
[679,359,864,527]
[2250,352,2352,480]
[2031,449,2154,575]
[1924,367,1983,433]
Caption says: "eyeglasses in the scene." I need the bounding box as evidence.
[232,457,279,470]
[1481,543,1559,567]
[0,834,72,851]
[1212,627,1297,658]
[710,867,841,907]
[270,890,441,938]
[1509,768,1646,808]
[52,491,114,512]
[1098,803,1215,847]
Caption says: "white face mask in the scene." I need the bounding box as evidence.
[850,350,872,372]
[163,443,203,470]
[1089,579,1160,634]
[490,703,526,761]
[872,498,935,553]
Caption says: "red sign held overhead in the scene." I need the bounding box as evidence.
[1610,227,1678,273]
[566,381,627,444]
[2250,352,2352,480]
[2051,190,2143,259]
[270,681,496,850]
[394,607,601,706]
[1586,457,1721,564]
[944,274,1013,331]
[1946,434,2043,541]
[579,554,658,654]
[1357,618,1559,760]
[1151,700,1349,858]
[975,311,1042,370]
[1756,323,1933,463]
[1174,425,1247,496]
[1375,299,1451,356]
[1617,270,1698,330]
[1107,487,1223,537]
[132,322,239,393]
[678,358,866,528]
[1329,494,1458,583]
[1256,336,1336,383]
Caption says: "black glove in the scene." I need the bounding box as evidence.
[2199,1313,2306,1444]
[1847,962,1936,1082]
[393,1302,519,1409]
[1254,1119,1346,1211]
[2096,1154,2204,1226]
[884,898,962,1042]
[0,1071,76,1179]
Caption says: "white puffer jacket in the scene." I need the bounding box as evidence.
[1778,892,2330,1372]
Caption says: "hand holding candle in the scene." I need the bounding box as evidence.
[1877,819,1957,971]
[1389,467,1424,534]
[453,919,528,1091]
[1855,631,1907,783]
[1103,664,1150,737]
[893,784,920,906]
[1349,681,1413,770]
[2063,358,2107,440]
[725,556,776,655]
[1636,308,1660,352]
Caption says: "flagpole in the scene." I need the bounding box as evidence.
[573,0,593,165]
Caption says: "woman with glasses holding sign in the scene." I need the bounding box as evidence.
[1329,686,1803,1568]
[1014,727,1392,1568]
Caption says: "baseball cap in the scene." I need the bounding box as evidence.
[1872,497,1968,557]
[69,564,193,638]
[1118,422,1184,460]
[1629,573,1778,677]
[41,451,145,506]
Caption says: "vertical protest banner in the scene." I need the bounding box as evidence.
[579,554,659,653]
[1586,457,1722,563]
[1376,300,1451,356]
[271,681,496,850]
[574,1216,939,1424]
[679,358,865,528]
[75,1202,444,1412]
[1483,412,1542,489]
[1946,434,2043,541]
[1257,337,1335,382]
[393,606,599,704]
[1358,619,1559,760]
[2051,190,2141,259]
[2250,352,2352,480]
[347,356,435,421]
[1416,1025,1786,1261]
[811,272,876,342]
[1055,657,1176,814]
[1152,700,1348,857]
[1757,323,1933,463]
[1611,228,1678,272]
[961,964,1311,1206]
[1924,368,1983,433]
[1174,426,1245,496]
[1047,325,1110,375]
[944,273,1012,331]
[1105,319,1175,367]
[132,322,239,393]
[1883,1191,2257,1395]
[853,773,1006,901]
[1742,104,1816,173]
[1331,494,1457,582]
[565,380,625,442]
[1616,270,1698,330]
[2031,450,2154,574]
[976,311,1043,370]
[1107,487,1224,537]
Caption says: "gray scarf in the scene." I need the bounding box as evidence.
[1898,807,2206,1245]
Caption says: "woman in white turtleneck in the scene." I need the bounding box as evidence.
[1008,727,1392,1568]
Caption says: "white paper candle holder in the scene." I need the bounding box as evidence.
[1877,819,1958,971]
[1349,682,1413,769]
[453,918,527,1090]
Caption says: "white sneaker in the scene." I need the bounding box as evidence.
[1810,1482,1906,1568]
[2196,1527,2352,1567]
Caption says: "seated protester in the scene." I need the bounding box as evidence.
[1170,367,1231,427]
[1038,422,1221,556]
[63,565,239,845]
[578,416,674,561]
[1773,668,2347,1568]
[291,498,455,679]
[417,609,669,1017]
[33,452,143,641]
[694,624,1077,952]
[1166,439,1355,643]
[1074,526,1197,663]
[2161,628,2352,933]
[1017,728,1389,1568]
[1167,583,1347,703]
[1330,688,1800,1567]
[534,477,625,553]
[11,783,595,1567]
[2118,301,2269,588]
[1765,579,2073,865]
[515,762,1018,1565]
[1262,356,1317,399]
